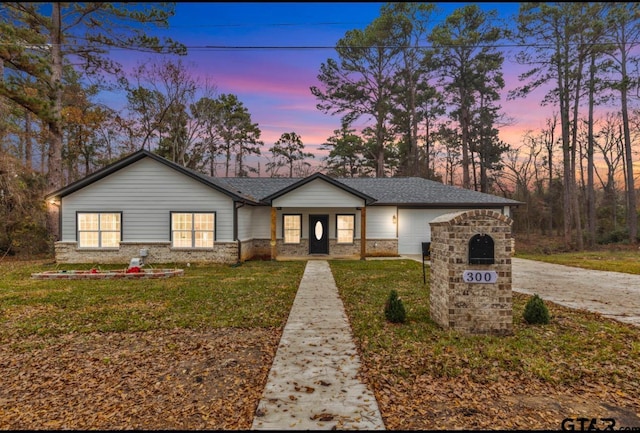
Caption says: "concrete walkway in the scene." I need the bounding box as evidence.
[251,260,385,430]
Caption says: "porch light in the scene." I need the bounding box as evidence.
[392,214,397,225]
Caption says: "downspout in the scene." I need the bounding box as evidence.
[233,201,245,264]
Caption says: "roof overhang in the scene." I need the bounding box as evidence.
[44,149,258,204]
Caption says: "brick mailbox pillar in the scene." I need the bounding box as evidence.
[429,210,513,335]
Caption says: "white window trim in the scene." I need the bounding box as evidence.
[77,212,122,249]
[283,214,302,244]
[336,214,355,244]
[171,212,216,249]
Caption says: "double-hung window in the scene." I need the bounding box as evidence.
[336,214,355,243]
[283,214,301,244]
[77,212,121,248]
[171,212,215,248]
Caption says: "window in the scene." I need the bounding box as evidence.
[337,214,355,243]
[77,213,121,248]
[283,214,301,244]
[171,212,215,248]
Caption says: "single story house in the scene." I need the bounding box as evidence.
[45,149,522,264]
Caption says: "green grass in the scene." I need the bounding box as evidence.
[330,259,640,390]
[515,250,640,274]
[0,260,305,342]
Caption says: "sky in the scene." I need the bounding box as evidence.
[107,2,552,171]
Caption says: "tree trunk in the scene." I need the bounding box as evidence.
[620,64,637,243]
[460,98,471,189]
[586,54,596,247]
[47,2,64,192]
[558,47,573,249]
[570,52,584,251]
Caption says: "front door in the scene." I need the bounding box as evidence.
[309,215,329,254]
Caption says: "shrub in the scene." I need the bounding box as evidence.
[523,294,550,325]
[384,289,406,323]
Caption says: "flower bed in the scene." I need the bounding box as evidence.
[31,268,184,279]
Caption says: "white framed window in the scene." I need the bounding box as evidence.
[171,212,215,248]
[336,214,355,244]
[77,212,121,248]
[283,214,301,244]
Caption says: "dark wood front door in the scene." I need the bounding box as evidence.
[309,215,329,254]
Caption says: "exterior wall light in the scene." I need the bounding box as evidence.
[392,214,397,225]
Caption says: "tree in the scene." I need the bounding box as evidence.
[603,2,640,243]
[593,113,625,238]
[320,124,370,178]
[205,94,262,177]
[126,58,201,166]
[0,2,185,192]
[268,132,313,178]
[190,96,223,176]
[430,4,506,190]
[512,3,590,249]
[234,120,262,177]
[61,68,108,183]
[0,3,185,242]
[311,9,405,177]
[382,2,440,177]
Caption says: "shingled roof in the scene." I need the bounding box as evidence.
[216,176,520,207]
[45,150,521,208]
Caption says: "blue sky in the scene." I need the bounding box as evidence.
[108,2,546,168]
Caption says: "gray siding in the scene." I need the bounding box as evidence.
[237,205,255,241]
[61,158,234,243]
[365,206,397,239]
[272,180,365,208]
[251,207,272,238]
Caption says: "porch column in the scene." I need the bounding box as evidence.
[360,206,366,260]
[270,207,277,260]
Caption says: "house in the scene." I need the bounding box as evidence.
[45,150,522,264]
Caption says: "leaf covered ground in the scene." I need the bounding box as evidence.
[1,258,639,430]
[0,328,280,430]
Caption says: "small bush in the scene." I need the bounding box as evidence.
[384,289,406,323]
[523,294,550,325]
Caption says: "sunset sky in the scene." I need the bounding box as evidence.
[107,2,557,170]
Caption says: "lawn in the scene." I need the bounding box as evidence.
[0,260,305,338]
[515,250,640,275]
[0,259,305,430]
[1,257,639,430]
[331,259,640,430]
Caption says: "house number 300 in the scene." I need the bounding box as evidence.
[462,270,498,284]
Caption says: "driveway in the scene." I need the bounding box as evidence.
[401,255,640,327]
[511,257,640,327]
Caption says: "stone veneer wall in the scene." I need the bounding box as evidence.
[365,239,398,257]
[276,239,362,257]
[429,209,513,336]
[54,241,239,264]
[55,237,400,264]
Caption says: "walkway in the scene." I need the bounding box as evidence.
[251,260,385,430]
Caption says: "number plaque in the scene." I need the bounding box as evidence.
[462,270,498,284]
